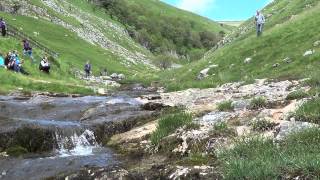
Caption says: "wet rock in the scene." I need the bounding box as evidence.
[0,125,56,154]
[303,49,315,56]
[142,102,167,111]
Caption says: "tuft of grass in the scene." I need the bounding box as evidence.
[249,97,267,110]
[286,90,309,100]
[217,100,234,112]
[6,146,28,157]
[210,122,236,137]
[150,110,193,145]
[185,122,201,131]
[178,153,211,166]
[304,73,320,87]
[293,98,320,124]
[249,118,278,132]
[219,128,320,179]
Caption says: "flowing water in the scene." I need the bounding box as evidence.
[0,93,154,180]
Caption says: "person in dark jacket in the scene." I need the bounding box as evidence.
[22,39,33,60]
[0,18,7,37]
[84,61,91,78]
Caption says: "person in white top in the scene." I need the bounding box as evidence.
[39,56,50,73]
[255,10,265,37]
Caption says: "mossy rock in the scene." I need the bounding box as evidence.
[6,146,28,157]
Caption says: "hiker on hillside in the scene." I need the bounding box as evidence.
[0,18,7,37]
[39,56,50,73]
[84,61,91,78]
[255,10,265,37]
[22,39,33,60]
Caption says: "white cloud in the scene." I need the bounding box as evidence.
[177,0,215,14]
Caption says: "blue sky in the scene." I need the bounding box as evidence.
[161,0,272,21]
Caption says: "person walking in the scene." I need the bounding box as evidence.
[84,61,91,78]
[255,10,265,37]
[0,18,7,37]
[22,39,34,61]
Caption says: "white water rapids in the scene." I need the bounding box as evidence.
[55,129,99,157]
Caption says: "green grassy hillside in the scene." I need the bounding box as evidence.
[0,0,155,94]
[99,0,232,61]
[157,0,320,91]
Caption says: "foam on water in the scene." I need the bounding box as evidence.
[55,129,98,157]
[106,97,144,106]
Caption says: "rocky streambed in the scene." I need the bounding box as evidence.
[0,79,317,179]
[0,89,161,180]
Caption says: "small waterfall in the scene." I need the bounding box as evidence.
[55,129,99,157]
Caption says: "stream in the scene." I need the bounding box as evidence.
[0,90,156,180]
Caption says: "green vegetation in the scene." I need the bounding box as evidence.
[210,122,236,137]
[249,118,278,132]
[293,98,320,124]
[219,128,320,179]
[178,153,211,166]
[155,0,320,91]
[0,0,154,94]
[184,122,201,131]
[99,0,230,61]
[286,90,309,100]
[150,110,193,145]
[250,97,267,110]
[6,146,28,157]
[217,100,234,111]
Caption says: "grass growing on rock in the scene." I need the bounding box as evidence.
[249,97,267,110]
[294,98,320,124]
[286,90,309,100]
[210,122,236,137]
[219,128,320,179]
[150,110,193,145]
[217,100,234,112]
[249,118,279,132]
